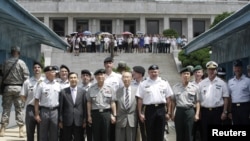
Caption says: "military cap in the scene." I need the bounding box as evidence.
[43,66,57,72]
[148,65,159,70]
[11,46,21,52]
[206,61,218,69]
[81,69,91,76]
[104,57,113,63]
[180,66,193,75]
[94,69,106,75]
[217,67,226,76]
[193,65,203,72]
[118,61,127,68]
[233,60,243,67]
[133,66,145,75]
[60,64,70,72]
[33,61,43,69]
[247,65,250,70]
[53,65,60,73]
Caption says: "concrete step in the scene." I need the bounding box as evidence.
[50,49,181,86]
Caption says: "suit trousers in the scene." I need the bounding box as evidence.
[39,108,58,141]
[231,102,250,125]
[25,105,39,141]
[92,111,111,141]
[200,107,223,141]
[174,107,195,141]
[63,124,84,141]
[116,125,136,141]
[144,105,166,141]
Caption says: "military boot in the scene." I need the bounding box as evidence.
[19,125,24,138]
[0,125,5,137]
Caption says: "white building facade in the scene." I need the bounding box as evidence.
[17,0,248,41]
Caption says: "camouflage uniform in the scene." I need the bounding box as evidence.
[1,57,29,127]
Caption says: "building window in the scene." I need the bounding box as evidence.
[100,20,112,33]
[193,20,205,37]
[170,20,182,36]
[146,20,159,35]
[124,20,136,34]
[52,19,65,36]
[76,20,89,33]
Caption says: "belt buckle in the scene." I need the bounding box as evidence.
[49,107,53,110]
[155,104,159,107]
[236,104,240,106]
[209,108,212,111]
[99,109,103,112]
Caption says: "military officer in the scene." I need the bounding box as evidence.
[78,69,93,141]
[78,69,93,91]
[103,56,123,141]
[0,46,30,137]
[228,60,250,125]
[20,61,44,141]
[136,65,173,141]
[131,66,147,141]
[172,66,200,141]
[58,64,70,90]
[86,69,116,141]
[199,61,229,141]
[191,65,203,141]
[34,66,61,141]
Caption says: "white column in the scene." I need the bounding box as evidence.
[187,16,193,42]
[115,19,121,34]
[42,15,52,66]
[140,16,146,33]
[163,16,169,30]
[91,19,97,33]
[43,16,49,27]
[68,16,73,35]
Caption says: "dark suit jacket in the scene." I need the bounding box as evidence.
[59,86,87,127]
[115,86,138,128]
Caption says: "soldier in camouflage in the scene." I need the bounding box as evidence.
[0,46,30,137]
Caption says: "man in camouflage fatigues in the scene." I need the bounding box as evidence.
[0,46,30,137]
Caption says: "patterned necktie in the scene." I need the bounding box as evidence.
[125,88,129,109]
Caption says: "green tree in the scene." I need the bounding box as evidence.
[210,12,234,28]
[178,12,233,68]
[162,29,178,38]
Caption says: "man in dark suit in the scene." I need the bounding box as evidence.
[113,71,138,141]
[59,72,87,141]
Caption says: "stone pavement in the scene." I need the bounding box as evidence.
[1,49,182,141]
[0,121,176,141]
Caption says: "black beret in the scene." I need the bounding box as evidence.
[33,61,43,69]
[44,66,57,72]
[233,60,243,67]
[104,57,113,63]
[217,67,226,76]
[60,64,70,72]
[81,69,91,76]
[133,66,145,75]
[94,69,106,75]
[180,66,193,75]
[148,65,159,70]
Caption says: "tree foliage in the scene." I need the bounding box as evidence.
[178,48,210,68]
[178,11,233,68]
[162,29,179,38]
[210,12,234,28]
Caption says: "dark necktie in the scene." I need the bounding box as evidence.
[125,88,129,109]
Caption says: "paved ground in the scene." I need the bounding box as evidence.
[0,49,181,141]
